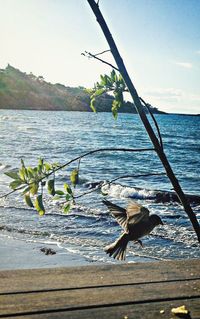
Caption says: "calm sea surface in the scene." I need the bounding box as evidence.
[0,110,199,263]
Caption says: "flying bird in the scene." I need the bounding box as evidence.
[103,199,163,260]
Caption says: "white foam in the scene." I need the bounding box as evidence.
[101,183,156,199]
[0,116,9,120]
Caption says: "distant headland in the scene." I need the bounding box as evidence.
[0,64,166,114]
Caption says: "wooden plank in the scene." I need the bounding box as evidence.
[1,299,199,319]
[0,279,199,316]
[0,259,199,294]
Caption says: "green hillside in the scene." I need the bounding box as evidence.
[0,65,165,113]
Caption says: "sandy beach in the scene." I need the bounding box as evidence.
[0,233,89,270]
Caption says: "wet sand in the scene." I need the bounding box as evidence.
[0,233,89,270]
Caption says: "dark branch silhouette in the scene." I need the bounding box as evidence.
[87,0,200,241]
[140,97,164,150]
[1,147,155,199]
[82,51,119,71]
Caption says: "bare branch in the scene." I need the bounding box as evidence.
[0,147,155,199]
[74,172,166,199]
[74,183,103,199]
[82,51,119,71]
[53,147,155,173]
[140,97,164,150]
[108,172,166,184]
[92,49,110,56]
[87,0,200,242]
[0,185,28,199]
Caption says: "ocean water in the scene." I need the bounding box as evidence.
[0,110,199,263]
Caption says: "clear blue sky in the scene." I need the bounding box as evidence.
[1,0,200,114]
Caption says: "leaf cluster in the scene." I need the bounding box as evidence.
[85,70,127,119]
[5,159,79,215]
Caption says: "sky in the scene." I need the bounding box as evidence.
[0,0,200,114]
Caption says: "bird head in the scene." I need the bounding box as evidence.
[150,214,163,226]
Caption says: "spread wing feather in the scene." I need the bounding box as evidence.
[102,199,127,229]
[102,199,150,230]
[126,201,149,225]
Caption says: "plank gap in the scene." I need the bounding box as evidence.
[0,294,199,318]
[1,277,200,296]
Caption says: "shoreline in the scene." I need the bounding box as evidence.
[0,233,90,270]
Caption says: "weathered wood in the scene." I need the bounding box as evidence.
[0,279,200,316]
[0,259,199,294]
[0,260,199,318]
[1,299,199,319]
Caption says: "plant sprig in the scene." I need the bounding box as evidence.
[4,158,79,215]
[86,69,127,119]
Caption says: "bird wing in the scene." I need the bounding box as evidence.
[102,199,127,229]
[126,201,150,226]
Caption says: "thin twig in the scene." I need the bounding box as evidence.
[50,147,155,175]
[77,158,81,171]
[0,147,155,199]
[140,97,164,150]
[74,183,103,199]
[1,185,27,199]
[108,172,166,184]
[93,49,110,56]
[87,0,200,241]
[74,172,166,199]
[82,51,119,71]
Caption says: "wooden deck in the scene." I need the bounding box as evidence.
[0,259,199,318]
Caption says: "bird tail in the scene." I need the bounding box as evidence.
[104,233,129,261]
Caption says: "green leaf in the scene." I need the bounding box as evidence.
[94,88,106,97]
[63,203,71,214]
[24,193,34,208]
[90,98,96,113]
[55,190,65,195]
[30,182,39,195]
[4,171,20,180]
[44,163,52,171]
[37,158,44,173]
[110,69,116,81]
[105,74,113,88]
[27,167,35,179]
[114,90,123,104]
[10,180,23,190]
[34,194,45,215]
[52,162,60,169]
[101,189,108,196]
[84,88,94,94]
[112,109,118,120]
[64,183,72,195]
[22,186,31,194]
[52,195,62,200]
[33,167,38,173]
[38,210,45,216]
[21,159,25,168]
[100,74,105,84]
[65,194,72,201]
[70,169,79,187]
[111,100,120,120]
[118,73,123,82]
[95,81,100,89]
[19,167,27,181]
[38,158,44,166]
[37,165,43,173]
[47,179,55,196]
